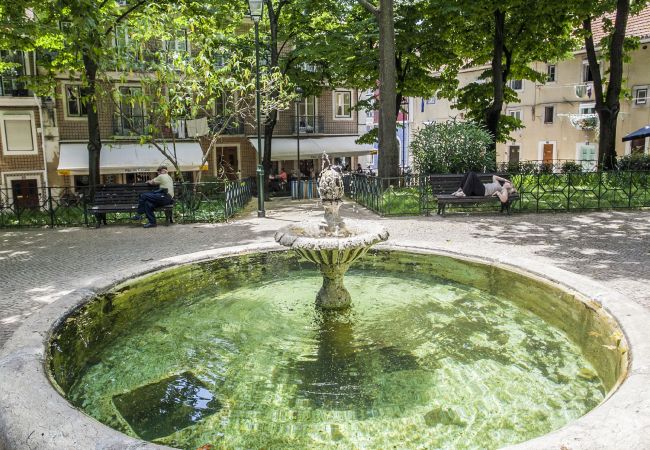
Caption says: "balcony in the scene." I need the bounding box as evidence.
[246,114,359,136]
[209,116,245,135]
[113,115,149,137]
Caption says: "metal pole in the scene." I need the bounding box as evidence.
[297,101,300,196]
[254,20,265,217]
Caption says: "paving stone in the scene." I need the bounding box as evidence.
[1,199,648,347]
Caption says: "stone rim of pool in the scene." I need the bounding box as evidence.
[0,242,648,450]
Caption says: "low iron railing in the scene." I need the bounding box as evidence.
[0,179,253,228]
[346,171,650,216]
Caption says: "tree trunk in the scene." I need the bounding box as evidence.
[598,110,618,169]
[82,50,101,200]
[263,110,277,200]
[377,0,399,178]
[485,9,506,161]
[584,0,630,170]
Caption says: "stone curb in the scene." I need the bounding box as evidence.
[1,241,648,450]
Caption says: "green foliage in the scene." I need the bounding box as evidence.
[617,153,650,171]
[436,0,581,144]
[561,161,583,173]
[411,121,494,174]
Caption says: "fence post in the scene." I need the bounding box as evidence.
[628,171,633,208]
[47,187,55,228]
[567,172,571,212]
[536,172,540,213]
[598,171,602,209]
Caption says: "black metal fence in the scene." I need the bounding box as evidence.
[0,178,253,228]
[348,171,650,216]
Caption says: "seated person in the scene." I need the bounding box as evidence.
[452,171,516,203]
[278,168,288,190]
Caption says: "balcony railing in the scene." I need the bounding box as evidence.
[245,114,360,136]
[209,116,245,135]
[113,115,149,136]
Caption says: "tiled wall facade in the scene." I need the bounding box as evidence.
[56,80,115,141]
[0,105,46,187]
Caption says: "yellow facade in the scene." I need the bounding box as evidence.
[412,42,650,165]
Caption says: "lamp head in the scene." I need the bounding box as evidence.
[247,0,264,22]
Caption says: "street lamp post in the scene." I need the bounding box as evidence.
[248,0,265,217]
[295,87,303,194]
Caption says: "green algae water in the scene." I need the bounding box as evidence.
[49,251,616,450]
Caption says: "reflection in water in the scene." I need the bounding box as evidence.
[293,310,420,410]
[112,372,221,441]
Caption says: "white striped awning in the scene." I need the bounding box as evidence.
[57,142,204,174]
[249,136,375,161]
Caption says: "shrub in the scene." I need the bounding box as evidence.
[561,161,583,173]
[411,121,494,174]
[617,153,650,171]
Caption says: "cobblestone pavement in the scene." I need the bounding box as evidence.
[1,199,648,347]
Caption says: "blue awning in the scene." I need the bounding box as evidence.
[622,125,650,142]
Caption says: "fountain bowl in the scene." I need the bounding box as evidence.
[275,220,388,309]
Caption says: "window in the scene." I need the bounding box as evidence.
[163,30,188,53]
[507,108,523,121]
[1,114,37,155]
[114,25,130,49]
[631,138,645,155]
[579,103,596,115]
[547,64,556,82]
[296,96,317,133]
[582,60,593,83]
[508,79,523,91]
[426,97,436,104]
[634,86,647,105]
[544,105,554,124]
[65,85,88,117]
[0,50,28,96]
[115,86,147,135]
[334,91,352,118]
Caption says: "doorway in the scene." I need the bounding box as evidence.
[508,145,520,163]
[542,143,554,164]
[11,179,39,209]
[216,146,239,180]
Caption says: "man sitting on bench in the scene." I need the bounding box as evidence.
[132,165,174,228]
[451,171,516,204]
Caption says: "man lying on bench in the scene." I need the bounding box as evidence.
[451,171,517,204]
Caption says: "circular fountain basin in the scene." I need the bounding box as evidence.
[40,249,628,450]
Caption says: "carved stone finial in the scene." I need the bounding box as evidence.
[318,152,344,203]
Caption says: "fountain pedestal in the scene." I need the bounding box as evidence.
[317,262,352,309]
[275,153,388,310]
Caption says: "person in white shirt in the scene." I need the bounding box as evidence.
[132,166,175,228]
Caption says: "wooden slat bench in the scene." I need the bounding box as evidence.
[430,174,519,216]
[88,184,174,228]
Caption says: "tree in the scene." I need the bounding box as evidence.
[111,2,293,184]
[578,0,644,170]
[1,0,157,198]
[443,0,579,157]
[294,0,460,177]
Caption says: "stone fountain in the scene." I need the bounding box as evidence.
[275,154,388,309]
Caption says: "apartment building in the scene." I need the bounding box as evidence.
[0,50,60,208]
[413,8,650,169]
[0,38,371,203]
